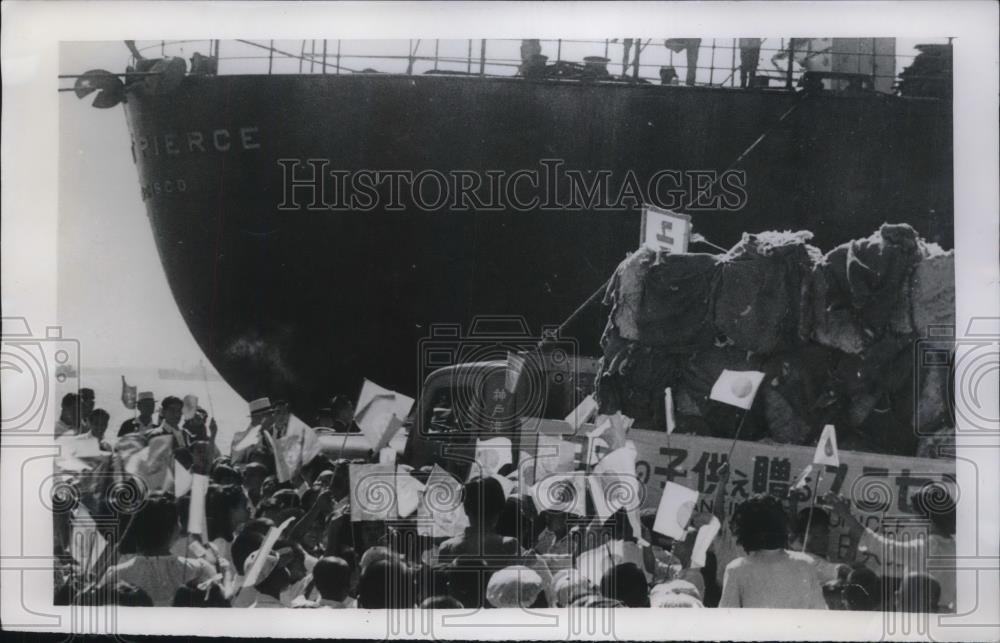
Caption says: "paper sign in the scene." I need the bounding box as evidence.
[417,465,469,538]
[263,431,292,483]
[355,379,398,417]
[652,481,699,539]
[564,395,599,431]
[379,447,397,465]
[709,370,765,410]
[242,517,295,588]
[468,437,513,480]
[356,383,414,452]
[690,516,721,569]
[641,205,691,254]
[187,473,209,536]
[534,472,586,516]
[123,434,175,493]
[231,425,262,454]
[349,463,398,522]
[396,468,426,518]
[813,424,840,467]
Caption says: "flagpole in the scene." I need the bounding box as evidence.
[801,467,825,553]
[724,410,749,463]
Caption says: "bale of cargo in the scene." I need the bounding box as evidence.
[637,253,720,348]
[910,248,955,334]
[602,246,657,341]
[594,224,955,458]
[759,345,838,445]
[712,231,821,354]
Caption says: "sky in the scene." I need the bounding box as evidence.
[58,37,947,372]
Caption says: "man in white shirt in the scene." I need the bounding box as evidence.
[719,494,827,609]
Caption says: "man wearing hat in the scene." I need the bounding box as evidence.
[230,398,276,466]
[118,391,158,438]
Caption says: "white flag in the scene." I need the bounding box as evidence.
[709,370,765,410]
[355,380,414,452]
[564,395,599,431]
[589,445,643,538]
[182,395,199,421]
[505,352,526,393]
[187,473,209,536]
[652,481,699,540]
[813,425,839,467]
[395,468,425,518]
[791,464,814,491]
[468,437,513,480]
[664,387,676,434]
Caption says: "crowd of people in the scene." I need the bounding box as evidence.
[53,388,956,613]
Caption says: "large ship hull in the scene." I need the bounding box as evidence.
[122,74,952,419]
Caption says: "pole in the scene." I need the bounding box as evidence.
[268,40,274,74]
[801,467,825,553]
[724,411,749,464]
[480,39,486,76]
[322,40,328,75]
[336,40,341,75]
[785,39,795,89]
[467,40,472,73]
[731,38,736,87]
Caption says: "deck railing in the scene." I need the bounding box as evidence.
[65,38,949,96]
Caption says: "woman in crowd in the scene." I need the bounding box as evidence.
[718,494,828,609]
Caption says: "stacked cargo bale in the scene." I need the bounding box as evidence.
[594,223,955,457]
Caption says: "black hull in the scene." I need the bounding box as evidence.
[122,74,952,420]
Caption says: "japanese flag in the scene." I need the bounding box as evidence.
[813,425,839,467]
[709,370,765,410]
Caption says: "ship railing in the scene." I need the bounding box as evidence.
[61,38,946,96]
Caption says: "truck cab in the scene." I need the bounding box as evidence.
[402,353,599,480]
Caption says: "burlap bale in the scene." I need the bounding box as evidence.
[846,223,923,334]
[713,231,820,354]
[911,250,955,335]
[759,346,837,444]
[603,247,658,341]
[809,246,869,354]
[636,253,720,348]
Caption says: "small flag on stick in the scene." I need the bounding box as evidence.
[121,376,137,410]
[813,425,839,467]
[709,370,765,410]
[182,395,199,421]
[505,352,526,393]
[791,464,814,492]
[564,395,599,431]
[664,387,676,434]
